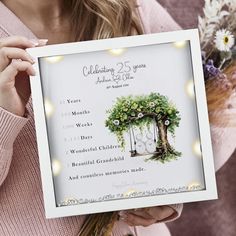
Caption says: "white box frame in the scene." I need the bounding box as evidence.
[28,29,217,218]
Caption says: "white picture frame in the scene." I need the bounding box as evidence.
[27,29,217,219]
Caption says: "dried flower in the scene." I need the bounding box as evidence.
[202,51,206,65]
[214,29,234,52]
[198,0,229,49]
[204,60,221,79]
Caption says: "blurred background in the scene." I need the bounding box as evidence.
[156,0,236,235]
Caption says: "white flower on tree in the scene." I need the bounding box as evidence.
[165,120,170,126]
[137,113,144,118]
[149,102,155,108]
[113,120,120,126]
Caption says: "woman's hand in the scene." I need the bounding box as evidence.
[0,36,47,117]
[119,206,176,227]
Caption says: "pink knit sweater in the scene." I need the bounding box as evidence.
[0,1,183,235]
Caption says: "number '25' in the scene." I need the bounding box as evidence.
[117,61,131,73]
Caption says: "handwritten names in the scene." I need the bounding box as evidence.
[82,61,147,88]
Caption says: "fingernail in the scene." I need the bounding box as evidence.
[118,211,127,220]
[118,210,126,216]
[119,215,128,221]
[38,39,48,45]
[30,39,39,46]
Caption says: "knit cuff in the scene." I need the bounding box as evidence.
[0,106,29,150]
[159,203,183,223]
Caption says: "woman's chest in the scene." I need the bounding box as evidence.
[32,26,74,44]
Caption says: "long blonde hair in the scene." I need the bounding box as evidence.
[65,0,143,41]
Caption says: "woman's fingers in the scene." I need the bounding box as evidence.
[118,206,176,227]
[120,211,156,227]
[0,61,35,88]
[126,209,154,219]
[0,36,48,49]
[0,47,35,71]
[0,36,44,116]
[145,206,175,221]
[0,37,48,71]
[0,36,37,49]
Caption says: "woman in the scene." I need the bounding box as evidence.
[0,0,183,235]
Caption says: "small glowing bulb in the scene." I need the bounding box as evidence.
[193,140,202,157]
[44,99,55,117]
[186,80,195,99]
[173,41,187,48]
[44,56,64,63]
[109,48,126,56]
[52,159,62,176]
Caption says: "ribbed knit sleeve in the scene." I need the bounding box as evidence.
[0,25,30,186]
[0,106,29,186]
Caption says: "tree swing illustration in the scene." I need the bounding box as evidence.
[105,93,182,162]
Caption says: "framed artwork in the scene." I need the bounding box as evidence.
[28,29,217,218]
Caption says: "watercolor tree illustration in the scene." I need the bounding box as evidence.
[105,93,182,162]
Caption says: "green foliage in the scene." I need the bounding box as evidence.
[105,93,181,148]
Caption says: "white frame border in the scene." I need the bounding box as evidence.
[27,29,218,219]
